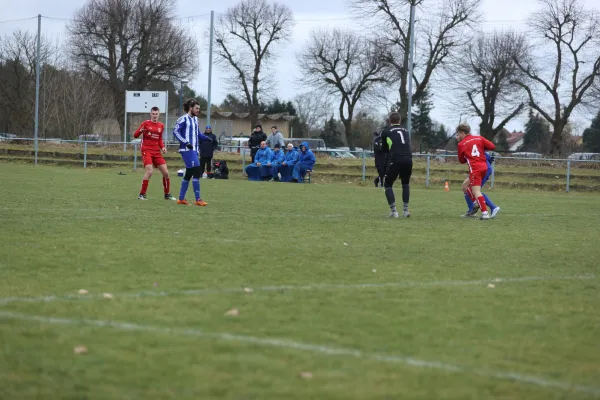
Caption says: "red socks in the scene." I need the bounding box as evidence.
[141,177,170,195]
[140,179,149,195]
[163,177,170,194]
[477,196,488,213]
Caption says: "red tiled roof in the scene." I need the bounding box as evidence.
[506,131,525,145]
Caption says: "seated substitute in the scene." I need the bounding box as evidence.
[279,143,299,182]
[267,144,286,181]
[245,141,272,181]
[292,141,316,183]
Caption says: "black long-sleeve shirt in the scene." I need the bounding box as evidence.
[381,125,412,161]
[248,131,267,150]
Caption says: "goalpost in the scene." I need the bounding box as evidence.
[123,91,169,151]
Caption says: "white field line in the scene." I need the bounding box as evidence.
[0,310,598,396]
[0,274,595,306]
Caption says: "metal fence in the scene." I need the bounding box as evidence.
[2,138,600,193]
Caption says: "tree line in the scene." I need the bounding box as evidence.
[0,0,599,154]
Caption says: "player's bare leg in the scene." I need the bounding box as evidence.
[138,164,153,200]
[461,177,478,217]
[156,164,175,200]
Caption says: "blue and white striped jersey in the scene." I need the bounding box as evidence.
[172,114,210,152]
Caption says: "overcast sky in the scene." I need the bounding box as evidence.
[0,0,597,134]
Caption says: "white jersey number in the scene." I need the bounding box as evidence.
[398,131,405,144]
[471,145,480,157]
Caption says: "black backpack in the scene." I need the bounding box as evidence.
[212,160,229,179]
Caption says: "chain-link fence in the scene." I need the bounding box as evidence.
[2,137,599,192]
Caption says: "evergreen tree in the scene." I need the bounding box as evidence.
[289,117,309,138]
[520,109,551,153]
[260,98,297,115]
[494,128,510,152]
[434,124,448,147]
[180,86,207,111]
[285,101,296,116]
[320,116,344,148]
[583,110,600,153]
[219,94,248,113]
[411,90,435,148]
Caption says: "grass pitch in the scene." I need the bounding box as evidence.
[0,163,599,399]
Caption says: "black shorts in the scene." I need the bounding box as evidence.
[384,158,412,186]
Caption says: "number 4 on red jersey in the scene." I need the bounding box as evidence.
[458,135,495,166]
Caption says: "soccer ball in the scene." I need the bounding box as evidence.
[177,169,184,177]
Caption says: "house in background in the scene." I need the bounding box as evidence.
[92,111,295,142]
[194,111,294,139]
[566,135,583,147]
[506,131,525,151]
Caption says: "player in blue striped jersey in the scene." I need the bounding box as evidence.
[172,99,213,206]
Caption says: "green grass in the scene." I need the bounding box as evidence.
[0,163,599,399]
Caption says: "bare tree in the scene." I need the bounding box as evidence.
[298,30,389,150]
[586,77,600,109]
[293,92,332,130]
[0,30,55,135]
[455,30,528,140]
[42,69,115,139]
[69,0,198,130]
[511,0,600,155]
[214,0,293,128]
[350,0,481,121]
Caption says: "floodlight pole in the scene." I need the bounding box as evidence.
[123,92,128,152]
[179,82,183,117]
[406,2,416,143]
[207,10,214,126]
[123,113,128,152]
[34,14,41,165]
[164,95,169,146]
[179,79,189,117]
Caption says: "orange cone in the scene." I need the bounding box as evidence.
[444,181,450,191]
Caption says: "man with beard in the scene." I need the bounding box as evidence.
[172,99,213,206]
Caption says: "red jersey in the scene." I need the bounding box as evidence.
[457,135,495,172]
[133,120,165,152]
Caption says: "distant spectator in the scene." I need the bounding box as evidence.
[245,141,272,181]
[199,125,218,178]
[266,125,285,149]
[248,124,267,162]
[267,144,286,181]
[279,143,299,182]
[292,141,316,183]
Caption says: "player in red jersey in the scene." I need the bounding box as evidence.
[133,107,176,200]
[456,123,495,220]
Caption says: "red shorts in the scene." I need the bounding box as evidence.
[142,151,166,168]
[469,168,487,187]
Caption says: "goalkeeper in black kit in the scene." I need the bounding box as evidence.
[380,112,412,218]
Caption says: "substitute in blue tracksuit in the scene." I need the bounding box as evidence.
[172,99,212,205]
[245,141,272,181]
[267,144,286,181]
[292,141,316,183]
[279,143,299,182]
